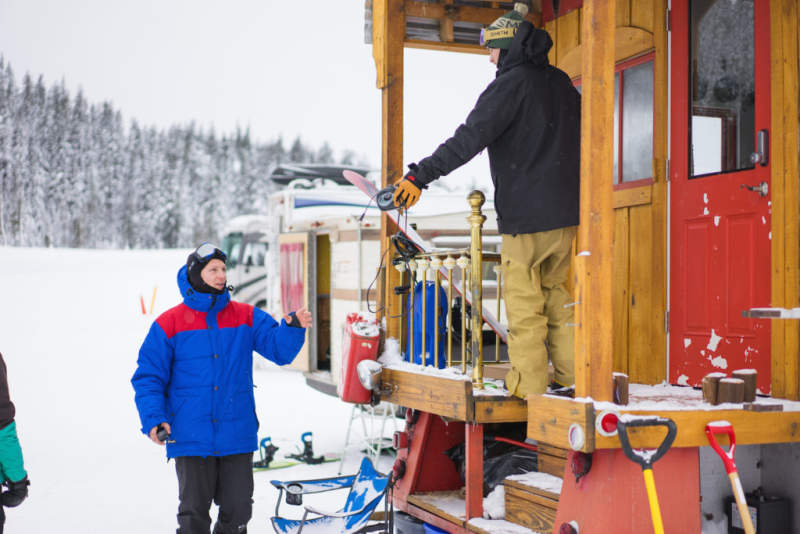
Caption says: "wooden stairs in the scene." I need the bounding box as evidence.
[502,445,566,533]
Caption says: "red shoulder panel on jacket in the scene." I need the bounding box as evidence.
[156,304,207,339]
[217,301,254,330]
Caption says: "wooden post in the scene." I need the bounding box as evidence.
[770,0,800,400]
[373,0,405,341]
[612,372,628,405]
[573,0,615,401]
[732,369,758,403]
[718,378,745,404]
[702,372,726,405]
[465,423,484,520]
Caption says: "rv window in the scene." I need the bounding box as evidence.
[243,242,268,267]
[222,234,242,269]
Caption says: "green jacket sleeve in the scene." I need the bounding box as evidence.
[0,421,26,483]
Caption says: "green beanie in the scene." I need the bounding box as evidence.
[482,2,529,49]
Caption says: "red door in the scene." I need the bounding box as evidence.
[669,0,771,393]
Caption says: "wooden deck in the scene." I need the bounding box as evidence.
[527,383,800,452]
[378,367,527,423]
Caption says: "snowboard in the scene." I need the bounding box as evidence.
[253,455,342,472]
[342,170,507,342]
[253,434,341,471]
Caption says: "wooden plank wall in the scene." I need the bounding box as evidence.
[770,0,800,400]
[545,0,667,385]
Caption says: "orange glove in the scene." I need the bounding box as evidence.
[392,174,424,209]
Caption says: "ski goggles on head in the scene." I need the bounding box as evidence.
[192,242,227,263]
[479,26,517,46]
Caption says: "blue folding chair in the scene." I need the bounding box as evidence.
[270,456,390,534]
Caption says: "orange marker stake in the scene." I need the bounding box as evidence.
[149,285,158,315]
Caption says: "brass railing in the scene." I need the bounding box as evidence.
[393,190,504,389]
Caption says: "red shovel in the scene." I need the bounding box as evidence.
[705,421,755,534]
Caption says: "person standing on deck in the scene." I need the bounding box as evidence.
[392,3,580,398]
[132,243,312,534]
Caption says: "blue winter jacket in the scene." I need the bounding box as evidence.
[132,266,305,458]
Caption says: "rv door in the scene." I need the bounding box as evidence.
[278,232,317,372]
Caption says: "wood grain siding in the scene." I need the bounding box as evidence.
[559,26,655,80]
[504,480,559,533]
[770,0,800,399]
[548,0,666,386]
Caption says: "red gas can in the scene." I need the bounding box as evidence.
[338,313,381,403]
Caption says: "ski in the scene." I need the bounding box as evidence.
[342,170,507,342]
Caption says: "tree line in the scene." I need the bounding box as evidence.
[0,56,366,249]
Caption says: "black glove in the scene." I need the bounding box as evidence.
[2,475,29,507]
[287,312,302,328]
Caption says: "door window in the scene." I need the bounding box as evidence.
[690,0,755,177]
[576,54,654,185]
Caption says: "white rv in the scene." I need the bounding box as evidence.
[267,179,505,394]
[220,165,506,393]
[220,214,275,310]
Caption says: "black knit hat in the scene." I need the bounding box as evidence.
[186,243,227,294]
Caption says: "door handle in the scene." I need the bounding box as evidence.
[739,181,769,197]
[749,129,769,166]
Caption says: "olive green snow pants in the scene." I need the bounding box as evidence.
[502,227,577,398]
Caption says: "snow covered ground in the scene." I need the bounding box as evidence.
[0,246,396,533]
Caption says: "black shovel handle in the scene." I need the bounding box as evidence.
[617,417,677,469]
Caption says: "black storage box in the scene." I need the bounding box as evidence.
[726,493,790,534]
[394,511,425,534]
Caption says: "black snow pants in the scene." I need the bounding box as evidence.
[175,453,254,534]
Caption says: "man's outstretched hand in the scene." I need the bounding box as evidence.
[284,307,312,328]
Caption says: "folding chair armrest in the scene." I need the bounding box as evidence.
[303,504,361,519]
[270,474,357,494]
[303,494,384,519]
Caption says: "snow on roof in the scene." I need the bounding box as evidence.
[222,214,273,234]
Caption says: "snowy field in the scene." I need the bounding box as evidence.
[0,246,397,533]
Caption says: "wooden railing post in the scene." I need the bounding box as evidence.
[373,0,405,341]
[468,191,486,388]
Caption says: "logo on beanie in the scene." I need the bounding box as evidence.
[483,2,529,49]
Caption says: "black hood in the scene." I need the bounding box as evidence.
[498,21,552,74]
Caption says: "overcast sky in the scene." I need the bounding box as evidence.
[0,0,494,190]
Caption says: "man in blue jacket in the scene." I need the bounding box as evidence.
[132,243,311,534]
[393,3,580,398]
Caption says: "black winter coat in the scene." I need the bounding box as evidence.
[414,22,580,235]
[0,354,15,430]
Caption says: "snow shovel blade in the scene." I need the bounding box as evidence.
[705,421,755,534]
[617,416,677,534]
